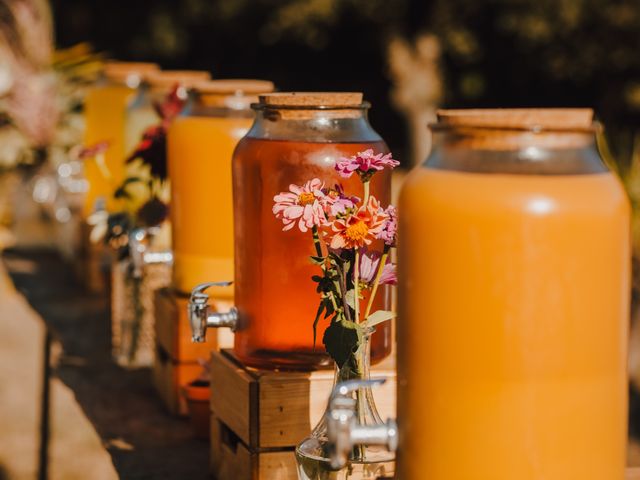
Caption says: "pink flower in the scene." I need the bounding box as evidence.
[377,205,397,246]
[330,196,387,250]
[335,149,400,179]
[321,184,359,217]
[74,141,110,160]
[357,250,397,287]
[273,178,327,232]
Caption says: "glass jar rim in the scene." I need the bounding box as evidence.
[429,122,602,135]
[251,101,371,111]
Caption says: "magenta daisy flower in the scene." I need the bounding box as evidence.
[335,149,400,180]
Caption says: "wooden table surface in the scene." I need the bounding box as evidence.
[3,249,210,480]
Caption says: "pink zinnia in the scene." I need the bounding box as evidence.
[330,196,387,250]
[357,250,397,287]
[321,184,359,217]
[335,149,400,179]
[377,205,397,247]
[273,178,327,232]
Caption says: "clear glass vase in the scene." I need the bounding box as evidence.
[295,331,395,480]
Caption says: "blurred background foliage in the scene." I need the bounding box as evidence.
[51,0,640,165]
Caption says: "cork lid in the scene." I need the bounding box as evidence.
[434,109,596,150]
[103,61,160,85]
[146,70,212,89]
[256,92,366,119]
[259,92,363,107]
[193,79,275,95]
[436,108,594,130]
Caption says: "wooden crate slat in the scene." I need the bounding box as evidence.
[210,412,298,480]
[210,350,257,446]
[152,347,202,415]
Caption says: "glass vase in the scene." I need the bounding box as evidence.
[295,330,395,480]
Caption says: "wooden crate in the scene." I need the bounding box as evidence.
[152,346,203,415]
[74,220,111,294]
[209,349,396,479]
[210,412,297,480]
[154,288,233,363]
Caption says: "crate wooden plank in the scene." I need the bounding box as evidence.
[152,346,202,415]
[211,349,396,450]
[210,350,257,446]
[154,288,230,363]
[210,412,297,480]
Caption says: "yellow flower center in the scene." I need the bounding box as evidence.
[298,192,315,206]
[344,220,369,243]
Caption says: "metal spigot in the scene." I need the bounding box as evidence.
[129,227,173,278]
[326,379,398,470]
[188,282,238,342]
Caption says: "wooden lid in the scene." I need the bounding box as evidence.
[436,108,594,130]
[146,70,211,89]
[103,61,160,84]
[258,92,363,107]
[193,79,274,95]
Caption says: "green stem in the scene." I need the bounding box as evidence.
[354,250,360,323]
[311,226,323,257]
[363,246,390,320]
[363,180,370,204]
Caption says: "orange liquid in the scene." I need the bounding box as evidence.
[233,138,393,369]
[167,115,253,295]
[83,84,133,215]
[398,168,630,480]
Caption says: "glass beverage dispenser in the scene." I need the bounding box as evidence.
[167,79,275,298]
[397,109,630,480]
[83,61,159,215]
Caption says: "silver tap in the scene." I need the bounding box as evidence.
[326,379,398,470]
[188,282,238,342]
[129,226,173,278]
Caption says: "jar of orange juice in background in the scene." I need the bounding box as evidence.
[83,61,159,216]
[398,109,630,480]
[124,70,211,157]
[167,79,274,298]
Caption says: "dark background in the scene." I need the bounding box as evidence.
[51,0,640,165]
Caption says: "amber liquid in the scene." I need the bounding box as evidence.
[167,115,253,295]
[233,138,393,369]
[398,168,630,480]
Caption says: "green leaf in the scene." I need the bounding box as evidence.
[309,255,325,265]
[322,317,361,368]
[364,310,396,329]
[113,186,131,199]
[122,176,142,186]
[345,289,357,310]
[312,302,325,349]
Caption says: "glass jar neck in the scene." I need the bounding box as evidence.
[246,106,382,143]
[181,91,256,118]
[428,127,606,175]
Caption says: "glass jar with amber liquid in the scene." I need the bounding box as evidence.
[167,79,275,298]
[232,92,393,370]
[398,109,630,480]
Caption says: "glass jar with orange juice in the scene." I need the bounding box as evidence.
[229,92,393,370]
[167,79,275,297]
[124,70,211,157]
[398,109,630,480]
[83,61,159,215]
